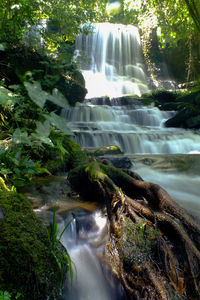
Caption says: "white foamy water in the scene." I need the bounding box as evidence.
[62,103,200,155]
[75,23,150,98]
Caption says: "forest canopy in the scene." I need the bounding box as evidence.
[0,0,200,80]
[1,0,199,46]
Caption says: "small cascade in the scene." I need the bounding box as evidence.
[75,23,150,97]
[61,210,126,300]
[62,101,200,154]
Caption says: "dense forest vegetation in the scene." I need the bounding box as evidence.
[0,0,200,299]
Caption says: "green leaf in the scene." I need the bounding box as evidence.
[0,290,11,300]
[45,112,73,136]
[31,120,53,146]
[32,134,53,146]
[0,86,16,107]
[24,81,48,108]
[47,88,70,109]
[36,120,51,137]
[12,128,32,145]
[0,43,7,51]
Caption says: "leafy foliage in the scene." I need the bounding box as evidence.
[0,81,73,187]
[0,290,21,300]
[0,0,108,50]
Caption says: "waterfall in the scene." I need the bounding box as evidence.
[75,23,150,98]
[60,22,200,299]
[62,102,200,154]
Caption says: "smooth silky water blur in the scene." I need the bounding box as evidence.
[60,23,200,298]
[61,210,126,300]
[75,23,150,98]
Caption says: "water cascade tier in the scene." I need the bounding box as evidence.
[75,23,150,98]
[62,99,200,155]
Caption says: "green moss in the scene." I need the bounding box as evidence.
[93,145,123,157]
[0,190,61,299]
[120,217,159,266]
[85,161,107,182]
[100,163,130,184]
[61,134,89,169]
[37,131,89,173]
[68,162,109,203]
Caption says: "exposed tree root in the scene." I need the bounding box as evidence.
[69,161,200,299]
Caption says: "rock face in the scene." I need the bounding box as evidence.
[99,156,133,169]
[141,89,200,129]
[0,190,62,299]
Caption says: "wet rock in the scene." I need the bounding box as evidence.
[106,157,133,169]
[165,109,194,128]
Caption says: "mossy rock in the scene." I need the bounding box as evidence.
[120,217,159,266]
[56,75,87,106]
[32,131,89,173]
[68,163,106,203]
[0,190,61,299]
[93,145,123,157]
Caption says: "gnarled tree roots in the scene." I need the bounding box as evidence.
[69,161,200,299]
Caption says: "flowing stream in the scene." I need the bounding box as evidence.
[41,23,200,299]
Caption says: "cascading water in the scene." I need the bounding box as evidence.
[75,23,150,97]
[62,101,200,154]
[60,23,200,299]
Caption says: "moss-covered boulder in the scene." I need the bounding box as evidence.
[47,132,89,171]
[56,74,87,106]
[30,132,89,174]
[0,190,61,299]
[92,145,123,157]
